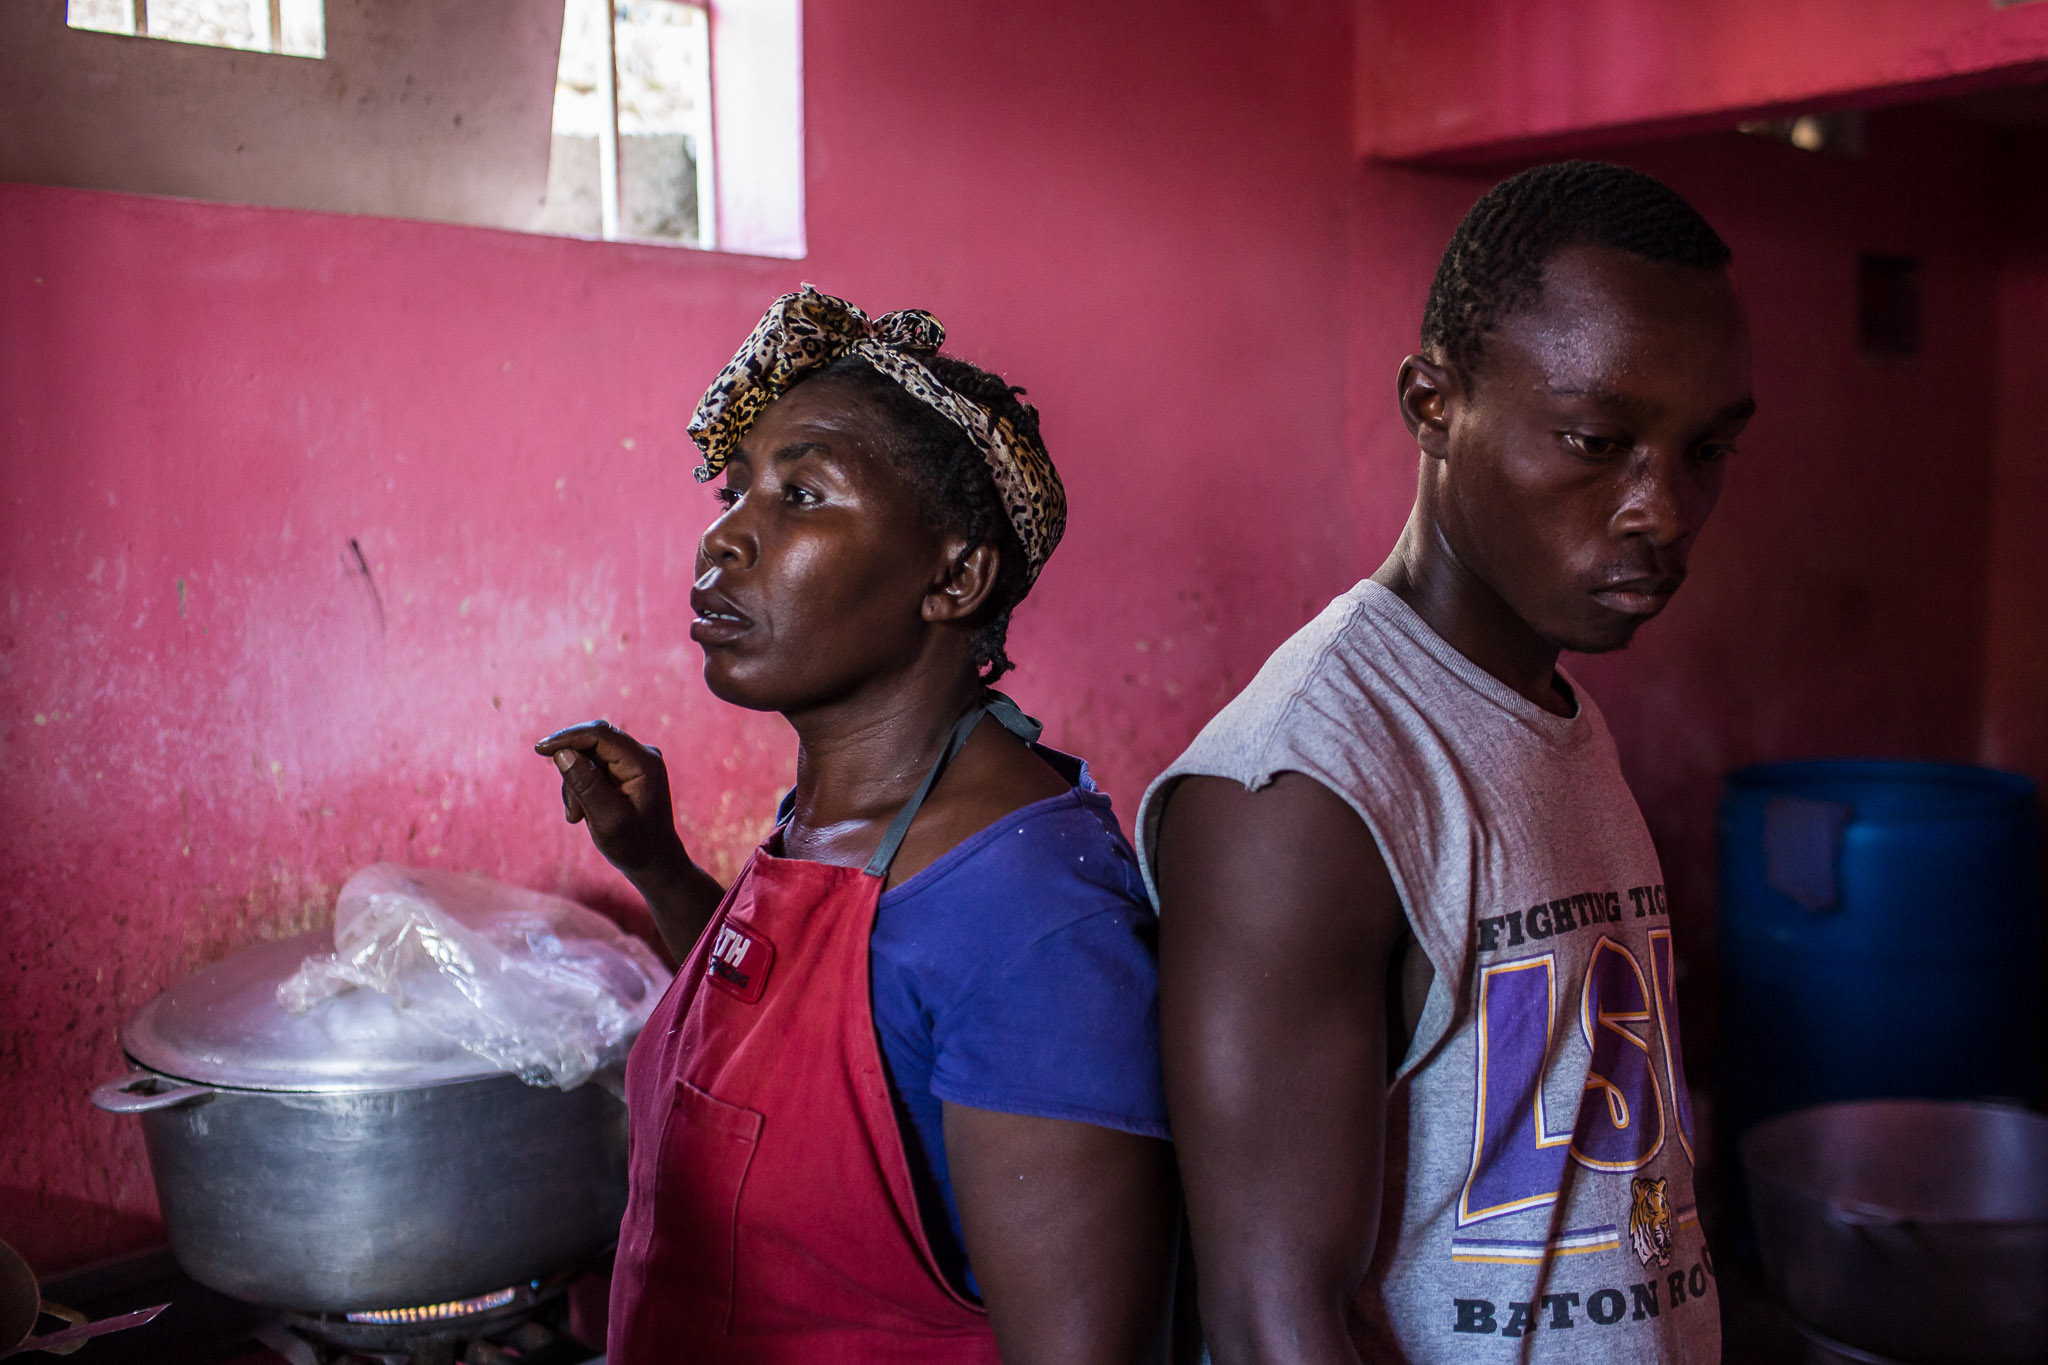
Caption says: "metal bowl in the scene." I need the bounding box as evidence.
[1741,1099,2048,1365]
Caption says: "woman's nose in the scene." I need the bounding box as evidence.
[699,498,756,569]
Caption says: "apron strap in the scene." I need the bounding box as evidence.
[862,690,1043,879]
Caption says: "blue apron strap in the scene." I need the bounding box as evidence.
[862,692,1045,878]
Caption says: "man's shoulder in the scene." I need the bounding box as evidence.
[1175,584,1430,778]
[1135,585,1421,895]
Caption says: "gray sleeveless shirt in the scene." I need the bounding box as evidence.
[1137,581,1719,1363]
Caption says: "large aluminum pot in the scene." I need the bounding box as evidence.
[1741,1099,2048,1365]
[93,932,630,1313]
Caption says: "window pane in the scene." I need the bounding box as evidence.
[66,0,325,57]
[541,0,712,246]
[617,0,708,242]
[277,0,325,58]
[141,0,263,53]
[540,0,612,238]
[66,0,136,36]
[615,0,705,139]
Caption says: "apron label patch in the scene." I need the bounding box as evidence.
[706,920,774,1004]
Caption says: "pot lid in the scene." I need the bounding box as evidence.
[121,932,500,1092]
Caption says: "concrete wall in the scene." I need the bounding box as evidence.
[0,0,1355,1270]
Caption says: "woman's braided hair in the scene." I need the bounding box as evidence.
[1422,161,1732,383]
[800,351,1043,683]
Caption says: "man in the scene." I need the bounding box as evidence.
[1140,162,1752,1362]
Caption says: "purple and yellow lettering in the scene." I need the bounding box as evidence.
[1570,937,1664,1171]
[1646,928,1697,1165]
[1459,957,1570,1223]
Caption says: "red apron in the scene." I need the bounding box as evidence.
[608,700,1036,1364]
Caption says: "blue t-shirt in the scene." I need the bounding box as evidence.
[868,749,1169,1296]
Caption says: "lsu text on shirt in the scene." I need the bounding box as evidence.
[1137,581,1719,1364]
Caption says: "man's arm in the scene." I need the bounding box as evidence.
[946,1107,1178,1365]
[1155,773,1406,1365]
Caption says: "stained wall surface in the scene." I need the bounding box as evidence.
[0,0,1355,1269]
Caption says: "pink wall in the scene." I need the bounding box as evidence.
[0,0,1355,1271]
[1356,0,2048,159]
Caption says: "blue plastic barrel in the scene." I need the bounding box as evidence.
[1718,760,2043,1149]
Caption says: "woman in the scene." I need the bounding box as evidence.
[536,288,1177,1364]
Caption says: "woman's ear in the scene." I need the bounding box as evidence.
[923,537,1000,625]
[1397,354,1457,460]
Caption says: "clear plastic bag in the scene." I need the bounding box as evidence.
[278,862,673,1089]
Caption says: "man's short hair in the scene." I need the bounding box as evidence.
[1421,161,1732,382]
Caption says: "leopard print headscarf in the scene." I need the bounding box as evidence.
[688,285,1066,587]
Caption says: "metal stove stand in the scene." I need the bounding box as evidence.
[37,1249,604,1365]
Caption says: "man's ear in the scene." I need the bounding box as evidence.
[1396,354,1457,460]
[923,537,1000,625]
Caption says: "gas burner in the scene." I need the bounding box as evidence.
[33,1248,606,1365]
[274,1274,592,1365]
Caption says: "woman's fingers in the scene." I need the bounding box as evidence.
[536,718,626,757]
[538,720,681,874]
[554,747,634,828]
[554,754,589,825]
[537,720,663,783]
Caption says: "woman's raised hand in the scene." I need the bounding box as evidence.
[535,721,727,958]
[535,720,687,878]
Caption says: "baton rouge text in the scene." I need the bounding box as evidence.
[1452,1253,1713,1337]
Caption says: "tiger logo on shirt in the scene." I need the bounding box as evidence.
[1629,1176,1673,1268]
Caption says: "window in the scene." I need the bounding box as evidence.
[66,0,324,58]
[541,0,715,247]
[21,0,801,254]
